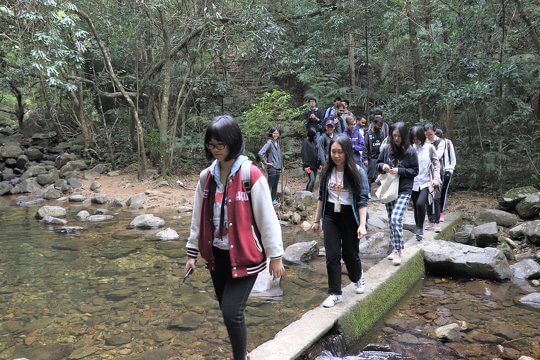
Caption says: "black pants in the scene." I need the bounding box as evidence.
[323,203,362,295]
[305,168,317,192]
[267,167,281,201]
[412,188,429,232]
[427,193,441,224]
[211,247,257,360]
[440,171,453,212]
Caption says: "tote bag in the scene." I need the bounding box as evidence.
[375,173,400,203]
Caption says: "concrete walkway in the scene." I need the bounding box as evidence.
[249,212,461,360]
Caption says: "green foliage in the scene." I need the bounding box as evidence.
[240,89,303,139]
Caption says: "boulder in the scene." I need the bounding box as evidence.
[40,216,68,226]
[420,240,512,280]
[510,259,540,279]
[293,191,317,206]
[127,193,147,209]
[300,221,312,231]
[0,182,13,196]
[15,154,29,170]
[156,228,179,241]
[290,212,302,225]
[54,179,72,193]
[283,241,318,264]
[67,177,83,189]
[522,220,540,245]
[111,198,124,207]
[497,241,513,260]
[477,209,520,227]
[359,232,389,258]
[86,215,114,222]
[19,178,41,193]
[499,186,537,210]
[55,226,84,234]
[4,158,16,167]
[435,323,461,342]
[453,225,474,245]
[43,187,63,200]
[36,205,67,219]
[21,165,47,179]
[60,160,88,174]
[36,172,59,186]
[69,194,86,202]
[24,147,43,161]
[16,197,45,207]
[517,292,540,310]
[89,163,108,175]
[91,195,108,205]
[472,222,499,247]
[129,214,165,229]
[90,181,101,192]
[54,153,78,169]
[76,210,90,221]
[508,223,525,240]
[515,192,540,219]
[1,168,15,182]
[0,144,24,159]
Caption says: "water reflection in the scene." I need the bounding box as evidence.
[0,197,328,359]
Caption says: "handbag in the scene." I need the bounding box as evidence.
[375,172,400,203]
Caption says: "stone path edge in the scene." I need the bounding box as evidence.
[249,212,462,360]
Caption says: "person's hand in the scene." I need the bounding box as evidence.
[363,160,368,167]
[357,224,367,239]
[431,179,439,188]
[382,164,391,172]
[310,113,316,119]
[388,167,398,175]
[305,167,312,174]
[269,258,285,279]
[267,162,273,167]
[184,258,196,276]
[312,221,321,232]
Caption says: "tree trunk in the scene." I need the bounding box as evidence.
[158,10,172,175]
[76,8,147,178]
[405,0,423,117]
[364,0,369,116]
[348,33,356,94]
[513,0,540,53]
[9,83,25,130]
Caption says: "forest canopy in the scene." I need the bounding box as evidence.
[1,0,539,190]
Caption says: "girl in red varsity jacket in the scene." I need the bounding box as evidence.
[184,115,285,360]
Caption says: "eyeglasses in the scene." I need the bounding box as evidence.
[206,143,226,150]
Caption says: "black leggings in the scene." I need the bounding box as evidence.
[412,188,429,232]
[323,203,362,295]
[267,167,281,201]
[305,168,318,192]
[211,247,257,360]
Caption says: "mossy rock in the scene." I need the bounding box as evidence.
[499,186,538,211]
[515,193,540,219]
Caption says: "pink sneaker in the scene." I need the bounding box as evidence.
[440,212,445,222]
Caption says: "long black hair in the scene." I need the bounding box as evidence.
[409,125,426,146]
[204,115,244,161]
[389,121,411,156]
[321,134,364,194]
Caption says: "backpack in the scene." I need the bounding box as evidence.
[199,160,253,199]
[432,138,445,178]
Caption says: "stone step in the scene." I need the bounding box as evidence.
[249,212,462,360]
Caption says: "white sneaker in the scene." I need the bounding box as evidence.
[322,294,342,308]
[392,251,402,266]
[355,273,366,294]
[387,250,398,260]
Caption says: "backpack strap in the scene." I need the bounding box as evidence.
[241,160,252,196]
[199,167,210,190]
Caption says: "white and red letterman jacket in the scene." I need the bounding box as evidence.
[186,155,284,278]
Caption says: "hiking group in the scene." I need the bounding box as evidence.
[183,106,456,359]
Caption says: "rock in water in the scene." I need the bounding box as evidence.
[40,216,68,226]
[283,241,318,264]
[156,228,179,240]
[420,240,512,280]
[36,205,67,219]
[127,193,147,209]
[510,259,540,279]
[435,323,461,342]
[518,292,540,310]
[129,214,165,229]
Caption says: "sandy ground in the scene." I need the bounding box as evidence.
[79,168,496,220]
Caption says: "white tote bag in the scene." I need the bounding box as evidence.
[375,173,400,204]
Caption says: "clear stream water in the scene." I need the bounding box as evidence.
[0,197,331,360]
[1,196,539,360]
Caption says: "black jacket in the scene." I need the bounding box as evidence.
[301,138,320,171]
[376,145,419,195]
